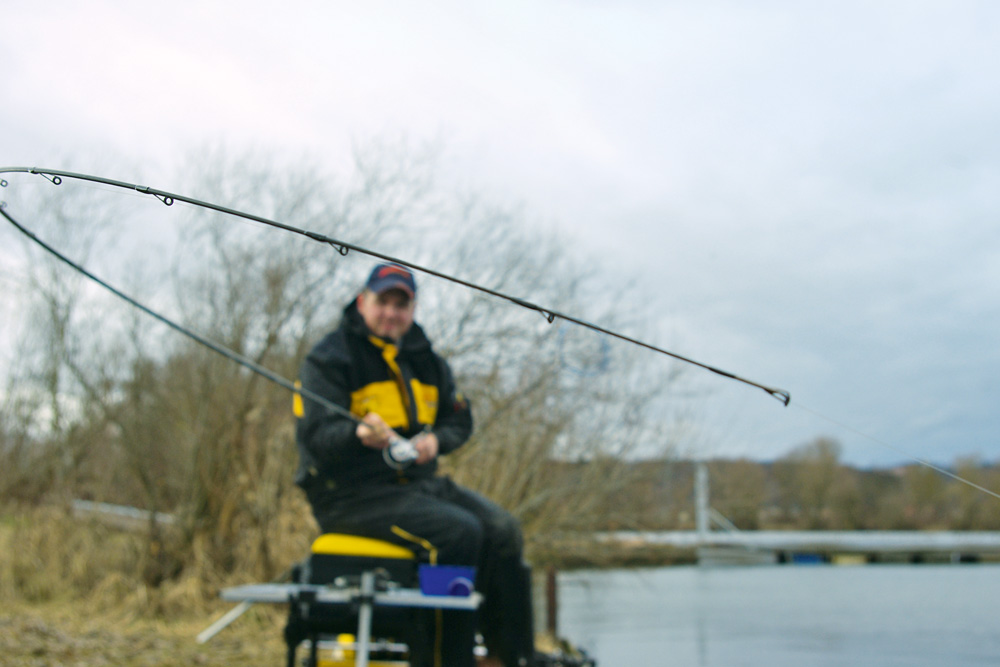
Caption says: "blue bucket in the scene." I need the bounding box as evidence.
[418,564,477,596]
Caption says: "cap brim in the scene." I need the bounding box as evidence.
[369,279,415,298]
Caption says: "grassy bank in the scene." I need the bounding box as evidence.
[1,503,687,665]
[0,599,287,666]
[0,505,291,664]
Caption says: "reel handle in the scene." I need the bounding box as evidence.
[383,435,418,469]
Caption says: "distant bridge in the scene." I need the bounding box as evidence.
[600,529,1000,564]
[600,462,1000,565]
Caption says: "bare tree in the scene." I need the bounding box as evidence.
[0,175,126,500]
[407,193,682,557]
[1,142,686,595]
[709,459,767,529]
[773,437,843,529]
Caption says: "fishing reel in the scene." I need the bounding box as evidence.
[382,435,419,469]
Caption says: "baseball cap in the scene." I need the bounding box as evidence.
[365,263,417,298]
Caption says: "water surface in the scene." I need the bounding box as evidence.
[557,564,1000,666]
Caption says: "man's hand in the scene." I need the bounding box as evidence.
[412,431,439,465]
[356,413,396,449]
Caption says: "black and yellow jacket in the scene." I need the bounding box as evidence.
[294,300,472,494]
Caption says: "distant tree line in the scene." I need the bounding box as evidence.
[602,438,1000,533]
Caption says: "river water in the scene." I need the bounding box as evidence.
[556,564,1000,666]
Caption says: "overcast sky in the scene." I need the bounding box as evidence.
[3,1,999,468]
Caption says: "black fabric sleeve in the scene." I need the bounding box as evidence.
[295,346,360,474]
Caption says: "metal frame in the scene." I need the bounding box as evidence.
[221,579,482,667]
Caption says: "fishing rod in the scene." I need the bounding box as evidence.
[6,169,1000,503]
[0,196,419,468]
[0,166,791,406]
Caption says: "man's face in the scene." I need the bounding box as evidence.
[357,289,415,340]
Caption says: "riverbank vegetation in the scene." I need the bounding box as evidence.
[618,442,1000,533]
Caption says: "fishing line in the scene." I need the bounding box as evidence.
[0,167,790,406]
[0,201,359,427]
[792,401,1000,501]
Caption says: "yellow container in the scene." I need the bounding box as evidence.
[832,553,868,566]
[312,635,409,667]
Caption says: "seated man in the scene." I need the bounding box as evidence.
[294,262,534,667]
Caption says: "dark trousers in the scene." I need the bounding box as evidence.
[309,476,534,667]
